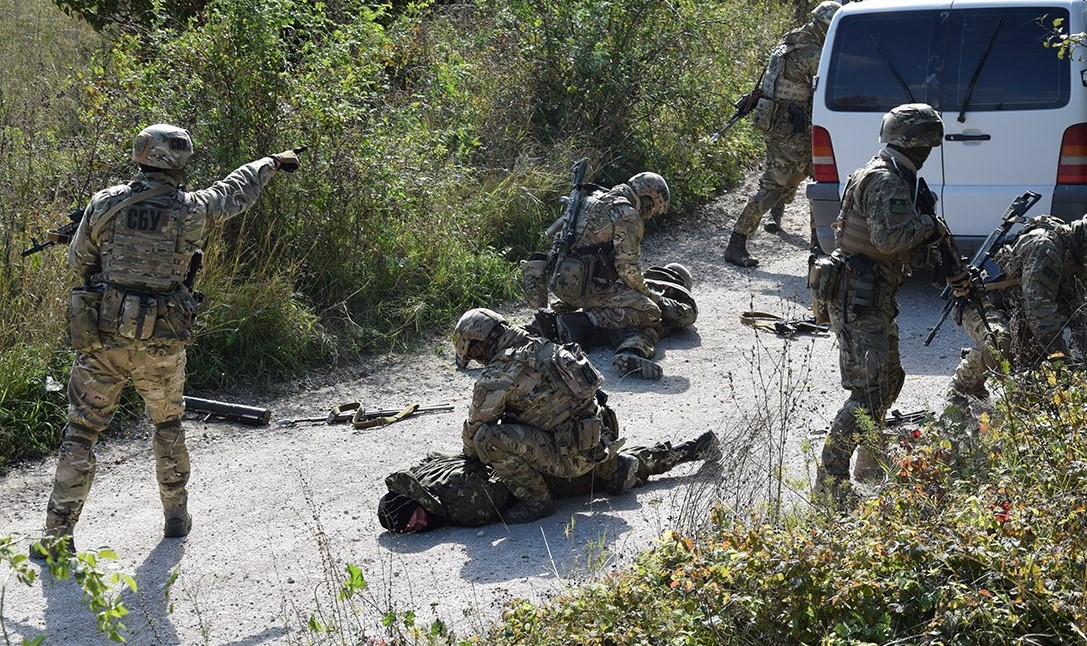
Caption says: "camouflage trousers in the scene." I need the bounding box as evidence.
[947,300,1011,403]
[733,127,812,238]
[472,420,616,508]
[822,295,904,479]
[557,279,662,330]
[45,339,190,530]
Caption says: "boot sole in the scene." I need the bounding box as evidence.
[612,354,663,380]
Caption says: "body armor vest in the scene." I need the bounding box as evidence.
[837,159,915,264]
[571,189,630,252]
[98,185,189,293]
[501,339,601,430]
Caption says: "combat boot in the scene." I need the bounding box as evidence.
[674,431,722,464]
[29,525,75,562]
[724,232,759,268]
[813,468,859,510]
[164,509,192,538]
[556,312,595,349]
[606,454,639,495]
[612,352,663,380]
[502,500,556,524]
[762,202,785,233]
[851,446,884,483]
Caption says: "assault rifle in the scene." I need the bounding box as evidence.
[276,401,454,430]
[923,191,1042,346]
[544,158,590,241]
[21,207,85,257]
[708,89,763,144]
[809,409,933,439]
[184,396,271,426]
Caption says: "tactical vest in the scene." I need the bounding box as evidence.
[760,28,815,103]
[97,184,190,293]
[837,159,915,264]
[501,338,603,431]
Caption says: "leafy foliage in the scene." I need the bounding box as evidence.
[484,364,1087,644]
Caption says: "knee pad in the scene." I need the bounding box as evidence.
[63,421,99,447]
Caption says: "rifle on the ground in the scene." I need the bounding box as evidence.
[924,191,1042,346]
[21,207,85,258]
[740,311,829,337]
[276,402,454,430]
[809,409,933,439]
[544,158,590,240]
[184,396,271,426]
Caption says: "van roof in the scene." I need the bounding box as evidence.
[840,0,1084,12]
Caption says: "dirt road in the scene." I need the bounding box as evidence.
[0,177,972,644]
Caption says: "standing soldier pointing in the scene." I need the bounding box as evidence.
[32,124,301,558]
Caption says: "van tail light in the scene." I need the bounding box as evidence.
[1057,123,1087,185]
[812,126,839,183]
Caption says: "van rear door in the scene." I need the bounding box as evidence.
[939,2,1072,237]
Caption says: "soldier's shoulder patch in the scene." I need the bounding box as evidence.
[889,198,910,215]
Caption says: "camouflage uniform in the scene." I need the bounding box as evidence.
[461,325,623,511]
[822,146,938,487]
[549,183,661,330]
[998,218,1087,364]
[381,438,709,529]
[945,295,1012,406]
[43,139,286,542]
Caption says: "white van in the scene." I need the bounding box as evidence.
[808,0,1087,253]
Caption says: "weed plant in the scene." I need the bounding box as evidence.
[480,363,1087,645]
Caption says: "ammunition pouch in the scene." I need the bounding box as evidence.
[552,344,605,399]
[549,255,591,300]
[844,254,888,310]
[751,97,776,133]
[808,251,844,303]
[520,252,550,309]
[69,287,104,352]
[98,284,198,342]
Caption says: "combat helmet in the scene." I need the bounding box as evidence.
[133,124,193,171]
[452,308,507,368]
[627,172,670,219]
[664,262,693,290]
[879,103,944,149]
[811,1,842,27]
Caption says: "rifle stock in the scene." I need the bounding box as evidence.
[184,396,271,426]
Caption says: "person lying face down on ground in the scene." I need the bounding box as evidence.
[377,432,720,533]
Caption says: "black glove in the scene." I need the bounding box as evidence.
[924,215,951,245]
[946,269,973,297]
[271,146,305,173]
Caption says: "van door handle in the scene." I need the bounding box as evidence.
[945,133,991,142]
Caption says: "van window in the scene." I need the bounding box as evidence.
[826,6,1070,113]
[941,8,1070,112]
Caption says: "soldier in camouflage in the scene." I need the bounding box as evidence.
[546,172,681,379]
[996,215,1087,365]
[944,295,1012,410]
[816,104,949,505]
[724,1,841,268]
[31,124,300,559]
[377,431,721,532]
[454,308,643,523]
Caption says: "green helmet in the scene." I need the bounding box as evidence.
[811,1,842,27]
[132,124,193,171]
[627,172,670,219]
[879,103,944,149]
[452,308,507,368]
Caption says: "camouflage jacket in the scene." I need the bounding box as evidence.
[462,326,601,454]
[70,158,278,288]
[835,147,937,287]
[384,452,514,527]
[760,22,825,133]
[567,185,650,297]
[1002,224,1087,353]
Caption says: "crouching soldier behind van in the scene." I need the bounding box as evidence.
[31,124,301,559]
[453,308,661,523]
[377,432,721,533]
[815,104,948,506]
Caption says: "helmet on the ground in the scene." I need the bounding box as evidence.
[663,262,693,290]
[626,172,670,219]
[811,2,842,27]
[132,124,193,170]
[879,103,944,149]
[452,308,507,368]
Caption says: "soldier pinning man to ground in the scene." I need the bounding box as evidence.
[814,104,951,506]
[724,1,842,268]
[31,124,301,559]
[540,170,681,380]
[452,308,696,523]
